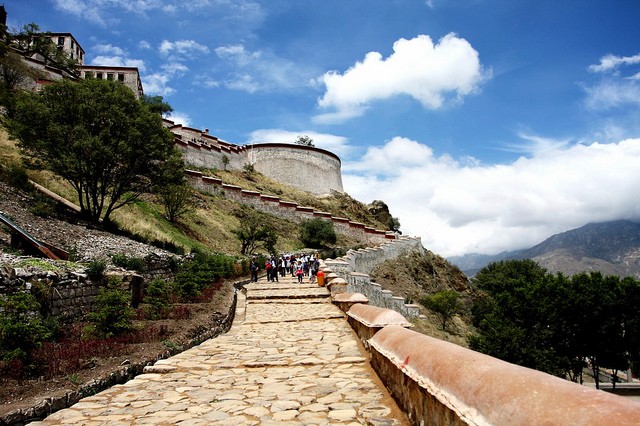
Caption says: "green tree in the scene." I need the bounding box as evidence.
[295,135,314,147]
[233,207,278,255]
[0,51,37,91]
[142,94,173,116]
[470,260,566,376]
[299,218,337,248]
[420,290,461,331]
[9,78,184,224]
[158,183,194,223]
[9,23,77,71]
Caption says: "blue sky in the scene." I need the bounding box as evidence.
[10,0,640,257]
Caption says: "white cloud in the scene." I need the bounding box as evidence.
[138,40,151,50]
[584,52,640,111]
[159,39,209,58]
[168,111,191,127]
[584,80,640,110]
[212,44,317,93]
[161,62,189,75]
[142,73,175,96]
[52,0,108,26]
[314,33,489,123]
[588,53,640,73]
[90,55,146,72]
[247,129,351,157]
[343,136,640,257]
[93,43,125,56]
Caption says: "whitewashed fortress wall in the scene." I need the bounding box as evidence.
[165,120,344,195]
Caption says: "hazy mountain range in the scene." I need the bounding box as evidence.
[448,220,640,279]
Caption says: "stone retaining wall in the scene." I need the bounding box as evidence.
[0,254,178,322]
[185,169,396,247]
[323,236,423,318]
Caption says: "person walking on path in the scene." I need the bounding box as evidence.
[295,260,304,283]
[250,257,259,282]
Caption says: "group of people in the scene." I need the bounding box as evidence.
[250,253,320,284]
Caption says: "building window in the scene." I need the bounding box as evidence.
[84,71,94,79]
[57,36,64,46]
[71,40,75,49]
[117,73,125,82]
[96,72,103,79]
[107,73,114,81]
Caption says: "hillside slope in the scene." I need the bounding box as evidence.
[0,125,390,257]
[369,250,476,347]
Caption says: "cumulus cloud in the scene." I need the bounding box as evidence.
[314,33,489,123]
[343,136,640,257]
[142,73,175,96]
[247,129,351,157]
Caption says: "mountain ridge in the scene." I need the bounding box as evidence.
[449,220,640,279]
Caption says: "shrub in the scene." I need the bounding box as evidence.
[0,292,56,375]
[86,259,107,280]
[5,163,32,192]
[143,278,173,319]
[173,251,236,299]
[29,195,55,218]
[299,218,337,248]
[110,253,146,272]
[86,282,135,338]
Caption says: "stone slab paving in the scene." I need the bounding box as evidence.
[33,276,409,425]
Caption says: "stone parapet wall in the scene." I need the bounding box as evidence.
[185,170,394,246]
[367,325,640,426]
[322,236,423,318]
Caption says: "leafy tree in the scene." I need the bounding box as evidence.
[9,23,77,71]
[158,183,194,223]
[233,207,278,255]
[388,216,401,233]
[0,51,37,91]
[471,261,640,387]
[295,135,314,147]
[470,260,567,376]
[9,78,184,224]
[420,290,461,331]
[142,94,173,116]
[299,218,337,248]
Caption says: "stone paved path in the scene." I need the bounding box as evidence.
[33,275,409,425]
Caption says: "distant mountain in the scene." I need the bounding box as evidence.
[448,220,640,279]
